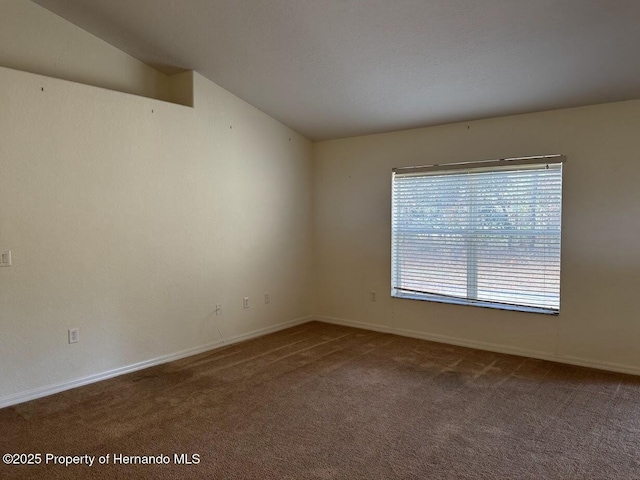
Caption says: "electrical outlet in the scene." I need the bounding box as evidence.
[0,250,11,267]
[370,291,377,302]
[68,328,79,344]
[243,297,249,309]
[215,304,222,315]
[264,294,270,304]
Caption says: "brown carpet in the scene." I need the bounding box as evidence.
[2,321,640,479]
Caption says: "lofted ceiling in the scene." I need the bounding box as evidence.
[32,0,640,141]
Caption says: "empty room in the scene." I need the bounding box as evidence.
[2,0,640,478]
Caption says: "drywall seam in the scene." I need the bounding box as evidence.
[0,316,312,409]
[315,315,640,377]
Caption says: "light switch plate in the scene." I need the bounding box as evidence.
[68,328,79,344]
[0,251,11,267]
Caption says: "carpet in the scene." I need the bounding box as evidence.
[2,321,639,479]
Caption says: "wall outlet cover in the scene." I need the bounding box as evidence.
[0,250,11,267]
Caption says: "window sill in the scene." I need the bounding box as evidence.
[391,290,559,315]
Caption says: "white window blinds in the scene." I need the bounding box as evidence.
[391,157,563,314]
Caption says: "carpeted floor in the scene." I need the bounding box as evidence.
[2,321,640,479]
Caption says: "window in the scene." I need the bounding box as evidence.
[391,155,564,314]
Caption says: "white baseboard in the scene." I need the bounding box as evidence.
[0,316,312,409]
[6,314,637,409]
[314,315,640,377]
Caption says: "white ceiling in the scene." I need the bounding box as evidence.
[32,0,640,141]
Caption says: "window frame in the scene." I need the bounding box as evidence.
[391,155,564,315]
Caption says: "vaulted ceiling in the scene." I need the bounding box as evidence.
[33,0,640,140]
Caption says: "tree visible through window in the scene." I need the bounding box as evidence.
[391,156,563,314]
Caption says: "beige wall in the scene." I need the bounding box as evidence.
[0,5,313,404]
[0,0,171,101]
[313,100,640,374]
